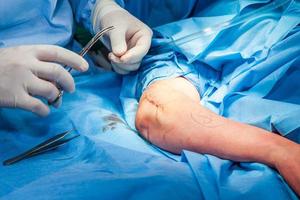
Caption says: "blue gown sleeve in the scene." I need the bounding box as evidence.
[69,0,125,33]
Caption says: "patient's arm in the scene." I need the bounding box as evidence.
[135,77,300,195]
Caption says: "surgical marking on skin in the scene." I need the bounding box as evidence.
[190,112,224,128]
[143,93,162,131]
[143,92,177,142]
[143,92,179,127]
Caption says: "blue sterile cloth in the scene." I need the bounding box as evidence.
[120,0,300,199]
[122,0,300,140]
[0,0,300,199]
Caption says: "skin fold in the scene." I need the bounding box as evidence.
[135,77,300,196]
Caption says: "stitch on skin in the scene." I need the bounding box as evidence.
[142,92,179,142]
[143,93,163,131]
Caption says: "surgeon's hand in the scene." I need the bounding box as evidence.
[93,0,152,74]
[0,45,88,116]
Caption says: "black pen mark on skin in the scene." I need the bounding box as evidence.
[190,112,224,128]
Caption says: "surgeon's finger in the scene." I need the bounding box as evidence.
[110,59,140,74]
[109,52,140,72]
[35,45,89,72]
[109,28,127,57]
[111,62,130,75]
[18,93,50,117]
[31,62,75,93]
[27,77,61,108]
[120,31,152,64]
[108,52,122,63]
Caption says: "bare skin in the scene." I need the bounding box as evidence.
[135,77,300,196]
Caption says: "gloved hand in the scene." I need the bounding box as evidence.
[92,0,152,74]
[0,45,88,116]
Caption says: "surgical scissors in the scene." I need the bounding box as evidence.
[48,26,115,106]
[3,130,79,166]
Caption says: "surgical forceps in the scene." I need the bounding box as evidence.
[3,130,79,166]
[2,28,114,166]
[48,26,115,106]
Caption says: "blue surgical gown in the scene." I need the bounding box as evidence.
[0,0,124,48]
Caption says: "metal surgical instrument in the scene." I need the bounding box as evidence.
[3,130,79,166]
[48,26,115,106]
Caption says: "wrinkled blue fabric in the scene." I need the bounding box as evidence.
[0,0,300,199]
[121,0,300,198]
[122,0,300,139]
